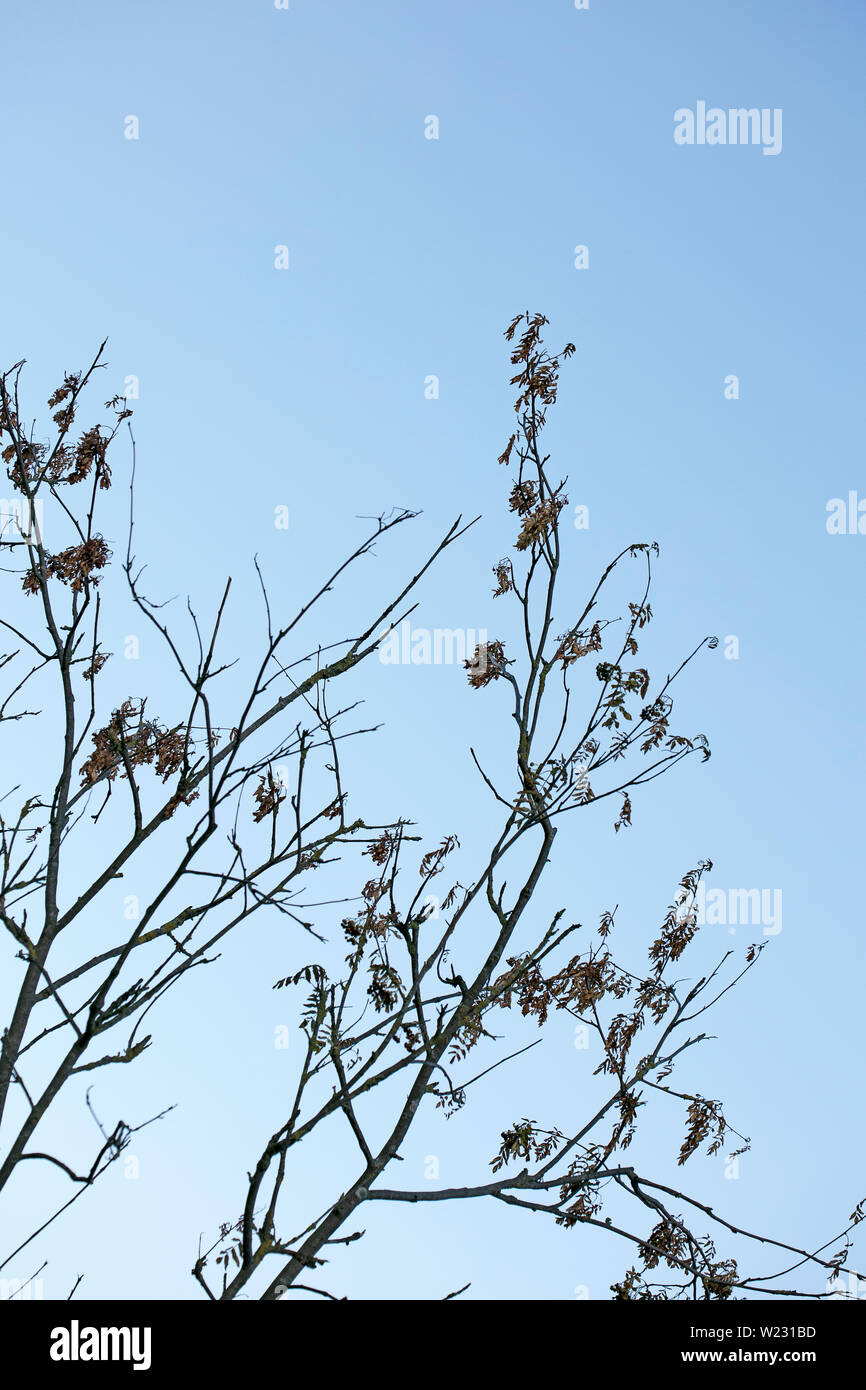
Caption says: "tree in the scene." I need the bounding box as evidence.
[1,314,861,1301]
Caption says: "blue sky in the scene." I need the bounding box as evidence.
[1,0,864,1301]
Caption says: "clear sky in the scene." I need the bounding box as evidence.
[1,0,864,1301]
